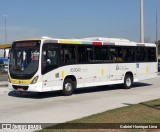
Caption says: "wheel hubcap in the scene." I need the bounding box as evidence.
[126,78,131,87]
[65,83,72,91]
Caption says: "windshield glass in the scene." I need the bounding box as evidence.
[9,41,40,79]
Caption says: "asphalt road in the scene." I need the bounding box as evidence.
[0,77,160,124]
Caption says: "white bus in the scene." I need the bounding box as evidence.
[8,37,157,96]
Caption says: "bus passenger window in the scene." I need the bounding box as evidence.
[130,48,136,62]
[78,46,86,63]
[117,47,123,62]
[94,46,102,62]
[141,48,148,62]
[61,45,77,65]
[68,46,76,63]
[148,48,156,62]
[42,44,59,74]
[109,47,116,62]
[123,47,130,62]
[136,48,141,62]
[86,47,93,62]
[101,48,109,62]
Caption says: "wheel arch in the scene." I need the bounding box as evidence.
[64,75,77,88]
[125,71,134,81]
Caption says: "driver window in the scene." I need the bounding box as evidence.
[42,44,59,75]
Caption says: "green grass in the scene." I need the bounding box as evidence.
[38,99,160,132]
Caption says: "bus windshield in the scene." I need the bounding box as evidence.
[9,41,40,79]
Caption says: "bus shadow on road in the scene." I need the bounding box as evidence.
[132,82,152,88]
[8,82,152,99]
[8,91,63,99]
[74,82,152,95]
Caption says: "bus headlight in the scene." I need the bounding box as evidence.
[31,76,39,84]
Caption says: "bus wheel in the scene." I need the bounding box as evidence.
[62,78,74,96]
[124,74,133,89]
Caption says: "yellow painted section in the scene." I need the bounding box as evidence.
[0,44,12,49]
[101,69,104,76]
[61,71,65,79]
[10,77,34,85]
[59,40,82,44]
[146,66,149,73]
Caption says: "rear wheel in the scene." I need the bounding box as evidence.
[123,74,133,89]
[62,78,75,96]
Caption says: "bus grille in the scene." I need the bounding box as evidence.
[12,85,29,91]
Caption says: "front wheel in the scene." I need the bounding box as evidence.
[62,79,75,96]
[123,75,133,89]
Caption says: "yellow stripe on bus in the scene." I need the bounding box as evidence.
[101,69,104,76]
[59,40,82,44]
[146,66,149,73]
[10,77,34,85]
[61,71,65,79]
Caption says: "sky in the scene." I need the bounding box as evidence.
[0,0,160,44]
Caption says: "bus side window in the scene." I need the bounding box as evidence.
[123,47,130,62]
[61,45,77,64]
[42,44,59,74]
[116,47,123,62]
[94,46,102,62]
[141,48,148,62]
[68,46,77,63]
[136,47,141,62]
[148,47,156,62]
[101,47,109,62]
[86,46,93,62]
[61,45,68,64]
[109,47,116,62]
[130,47,136,62]
[78,46,86,63]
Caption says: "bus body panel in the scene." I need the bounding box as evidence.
[136,62,157,81]
[8,37,158,93]
[9,82,43,92]
[9,64,157,92]
[41,62,157,92]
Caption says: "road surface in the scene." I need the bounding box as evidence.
[0,77,160,124]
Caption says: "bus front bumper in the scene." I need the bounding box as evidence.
[8,82,43,92]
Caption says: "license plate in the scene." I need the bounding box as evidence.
[17,88,24,91]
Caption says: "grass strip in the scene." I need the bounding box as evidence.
[39,99,160,132]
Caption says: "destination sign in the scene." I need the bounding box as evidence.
[15,42,38,47]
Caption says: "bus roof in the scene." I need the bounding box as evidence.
[14,37,156,47]
[0,43,12,49]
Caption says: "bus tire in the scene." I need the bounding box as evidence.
[123,74,133,89]
[62,78,75,96]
